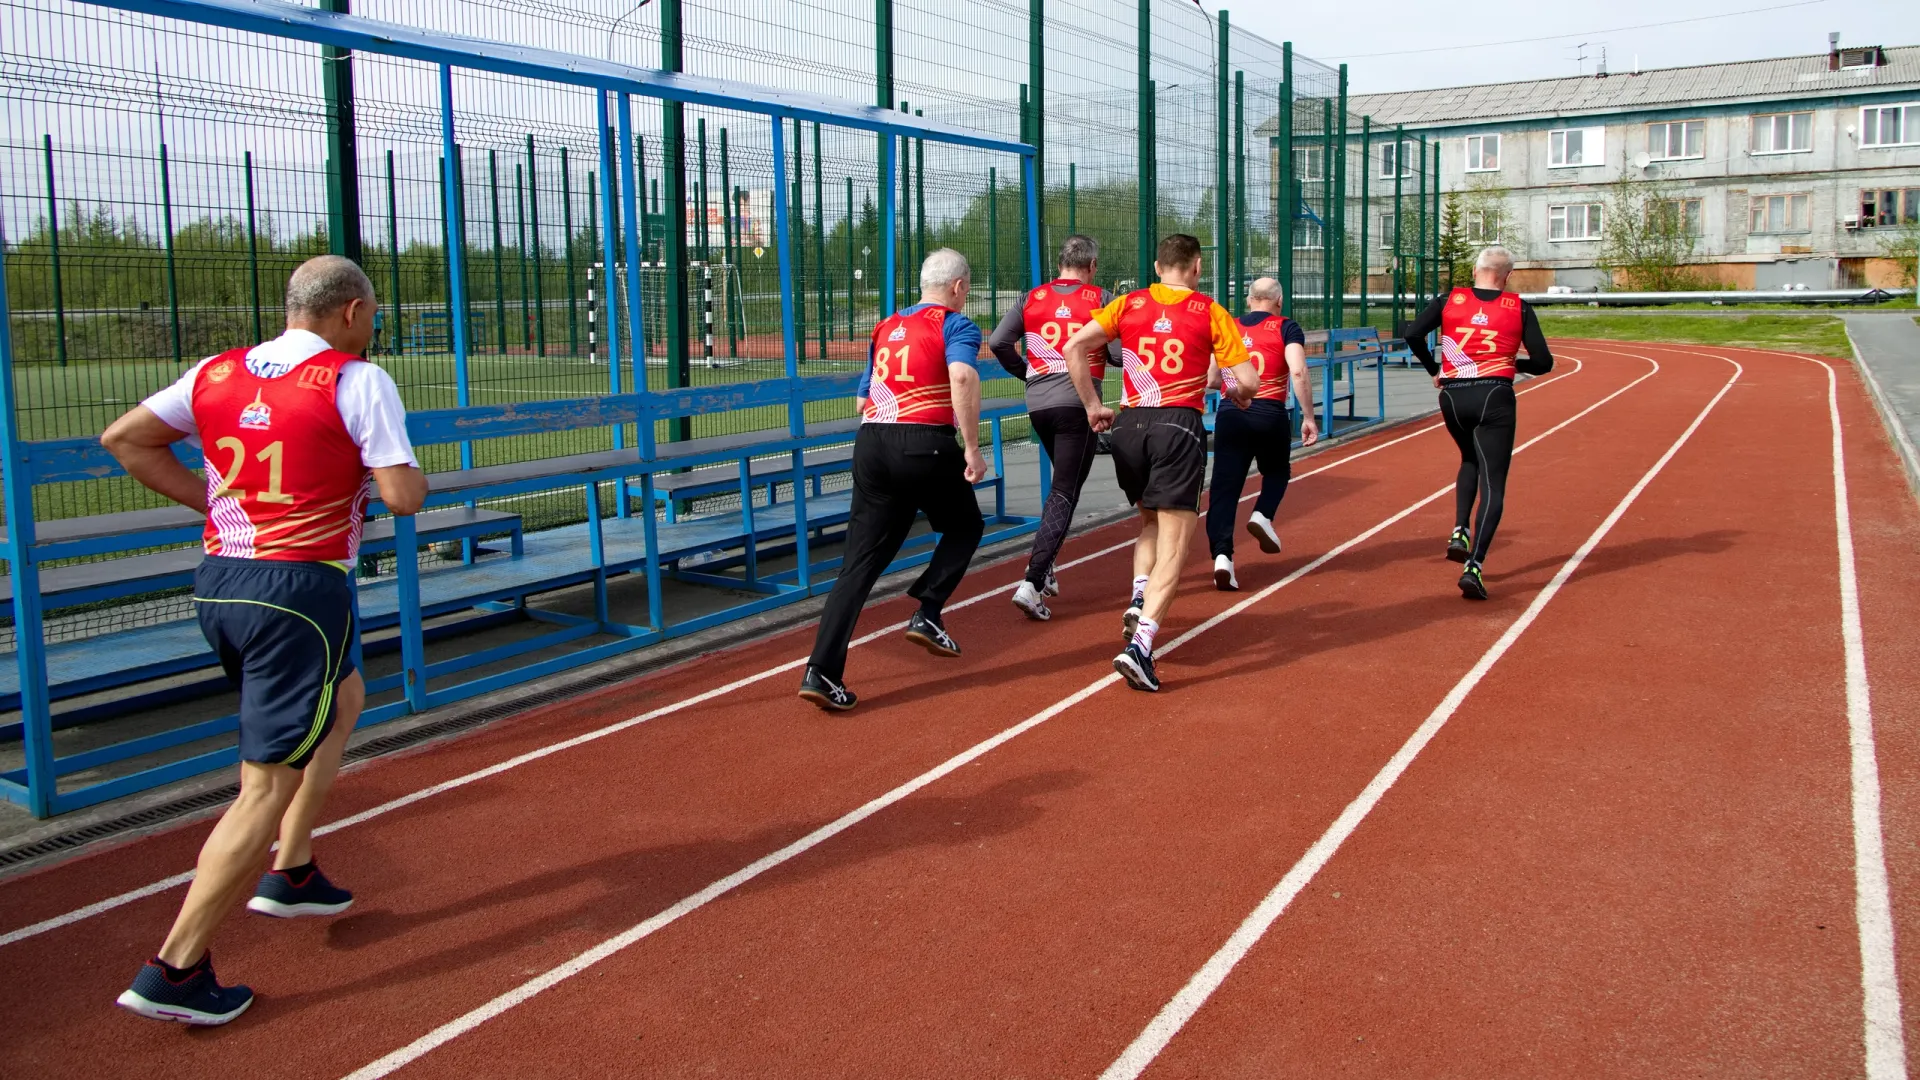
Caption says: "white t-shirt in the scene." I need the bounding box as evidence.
[142,329,418,469]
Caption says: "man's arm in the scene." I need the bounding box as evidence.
[1062,320,1116,432]
[101,406,206,513]
[1284,342,1319,444]
[947,362,988,482]
[1208,304,1258,408]
[985,304,1030,383]
[1516,303,1555,375]
[1397,294,1447,378]
[373,465,427,516]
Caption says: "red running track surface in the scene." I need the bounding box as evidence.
[1,342,1914,1079]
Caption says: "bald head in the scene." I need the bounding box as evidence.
[284,255,378,354]
[1246,276,1284,314]
[1472,246,1514,289]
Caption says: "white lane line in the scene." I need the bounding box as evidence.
[1100,351,1718,1080]
[1804,354,1908,1079]
[335,354,1654,1079]
[1,377,1521,950]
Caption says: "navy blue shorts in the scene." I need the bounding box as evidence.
[195,556,357,769]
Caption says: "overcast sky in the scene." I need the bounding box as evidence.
[1231,0,1920,94]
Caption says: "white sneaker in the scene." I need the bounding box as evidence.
[1213,554,1239,591]
[1246,511,1282,554]
[1012,580,1052,621]
[1043,567,1060,597]
[1122,597,1144,642]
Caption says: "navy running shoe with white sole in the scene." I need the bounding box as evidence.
[1114,642,1160,692]
[904,610,961,657]
[1447,527,1472,564]
[247,863,354,918]
[798,666,857,711]
[117,955,253,1026]
[1458,563,1488,600]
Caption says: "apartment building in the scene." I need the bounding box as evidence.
[1339,39,1920,290]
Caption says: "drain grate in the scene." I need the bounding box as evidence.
[0,785,240,869]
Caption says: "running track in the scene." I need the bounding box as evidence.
[4,341,1917,1078]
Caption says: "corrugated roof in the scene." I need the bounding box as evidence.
[1339,46,1920,130]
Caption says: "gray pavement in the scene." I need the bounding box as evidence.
[1842,313,1920,495]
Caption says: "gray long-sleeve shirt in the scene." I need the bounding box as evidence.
[985,281,1121,412]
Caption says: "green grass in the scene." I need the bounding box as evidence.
[1537,312,1855,359]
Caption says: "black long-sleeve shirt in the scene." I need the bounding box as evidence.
[1397,288,1553,379]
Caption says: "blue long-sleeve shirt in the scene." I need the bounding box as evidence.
[856,303,985,398]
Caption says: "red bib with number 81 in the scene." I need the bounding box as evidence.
[1113,288,1216,410]
[191,347,372,562]
[864,305,958,427]
[1437,287,1523,380]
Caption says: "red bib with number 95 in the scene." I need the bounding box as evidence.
[1113,288,1216,410]
[191,347,372,562]
[1437,287,1523,380]
[864,305,958,427]
[1021,281,1106,381]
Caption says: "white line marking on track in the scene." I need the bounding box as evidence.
[1100,350,1716,1080]
[333,355,1653,1079]
[2,371,1554,950]
[1801,354,1908,1079]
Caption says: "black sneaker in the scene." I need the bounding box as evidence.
[117,954,254,1026]
[904,610,961,658]
[798,666,857,711]
[247,863,354,918]
[1114,642,1160,692]
[1446,527,1472,564]
[1458,563,1488,601]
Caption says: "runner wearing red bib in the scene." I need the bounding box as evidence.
[102,256,426,1026]
[1062,233,1260,693]
[986,235,1116,621]
[1399,246,1554,599]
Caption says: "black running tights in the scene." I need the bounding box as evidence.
[1438,378,1517,565]
[1023,405,1099,586]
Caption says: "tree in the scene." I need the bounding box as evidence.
[1437,192,1473,289]
[1875,223,1920,288]
[1598,169,1709,291]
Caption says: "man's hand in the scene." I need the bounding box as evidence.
[1299,413,1320,446]
[1222,361,1258,409]
[1433,375,1442,388]
[963,446,990,483]
[1086,403,1116,432]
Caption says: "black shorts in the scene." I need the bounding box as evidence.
[1110,406,1208,512]
[195,555,357,769]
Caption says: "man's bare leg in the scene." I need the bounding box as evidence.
[157,762,303,968]
[272,670,363,871]
[1141,508,1196,627]
[1123,508,1160,639]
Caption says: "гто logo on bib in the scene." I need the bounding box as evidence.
[1054,305,1072,319]
[1471,311,1490,327]
[238,392,272,431]
[888,325,908,342]
[1152,315,1173,333]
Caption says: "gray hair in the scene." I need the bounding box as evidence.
[1474,246,1515,275]
[285,255,375,318]
[1247,276,1284,305]
[1058,234,1099,270]
[919,247,972,292]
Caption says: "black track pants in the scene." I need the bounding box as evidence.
[807,423,984,680]
[1023,406,1098,586]
[1205,399,1294,558]
[1438,378,1517,566]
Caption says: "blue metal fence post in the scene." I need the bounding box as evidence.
[617,92,662,632]
[0,224,56,816]
[439,65,472,470]
[773,115,812,591]
[597,91,631,520]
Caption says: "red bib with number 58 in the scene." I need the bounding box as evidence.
[1113,288,1216,410]
[1437,287,1523,380]
[191,347,373,562]
[863,305,957,427]
[1021,281,1106,380]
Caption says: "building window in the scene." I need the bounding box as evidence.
[1647,120,1705,160]
[1861,105,1917,148]
[1749,193,1811,233]
[1548,203,1603,241]
[1549,127,1604,167]
[1293,145,1325,182]
[1465,134,1500,172]
[1378,141,1415,179]
[1465,209,1500,243]
[1294,221,1323,250]
[1751,112,1812,153]
[1652,198,1704,237]
[1377,212,1396,248]
[1861,188,1920,227]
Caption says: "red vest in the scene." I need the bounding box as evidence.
[1239,315,1297,404]
[1437,288,1524,380]
[191,347,372,562]
[1020,281,1107,380]
[1112,289,1218,411]
[863,306,957,426]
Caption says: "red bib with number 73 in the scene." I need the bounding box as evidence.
[863,305,958,426]
[191,347,373,562]
[1437,287,1523,380]
[1113,288,1216,410]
